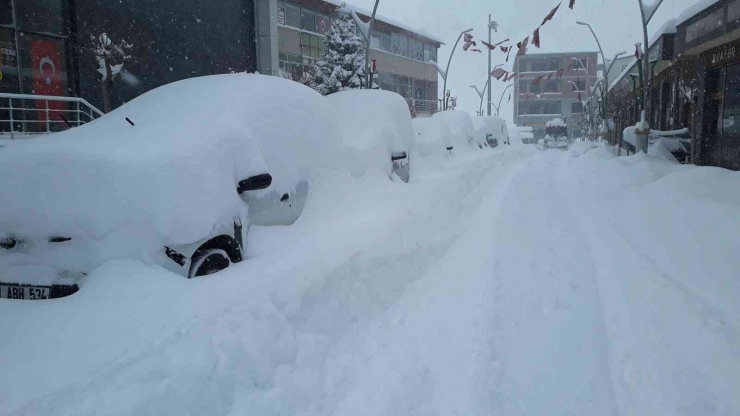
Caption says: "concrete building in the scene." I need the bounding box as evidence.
[0,0,442,129]
[512,51,598,140]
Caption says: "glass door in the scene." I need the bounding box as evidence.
[721,63,740,170]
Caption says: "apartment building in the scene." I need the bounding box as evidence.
[272,0,443,114]
[513,51,599,139]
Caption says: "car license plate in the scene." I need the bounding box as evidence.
[0,285,50,300]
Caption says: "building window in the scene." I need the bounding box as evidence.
[543,80,559,93]
[0,0,13,26]
[572,102,584,113]
[685,8,724,43]
[283,3,301,28]
[409,38,424,61]
[301,10,316,32]
[391,32,408,56]
[729,0,740,22]
[530,59,559,72]
[571,80,585,92]
[723,63,740,136]
[15,0,65,35]
[279,52,306,78]
[316,15,330,35]
[543,101,561,114]
[301,33,322,59]
[530,81,540,94]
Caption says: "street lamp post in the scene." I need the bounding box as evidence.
[470,84,485,116]
[472,63,503,116]
[576,21,610,139]
[341,0,380,89]
[436,27,474,111]
[494,83,513,117]
[487,16,499,116]
[637,0,666,153]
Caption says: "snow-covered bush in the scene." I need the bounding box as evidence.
[315,14,367,95]
[90,32,133,113]
[326,89,415,180]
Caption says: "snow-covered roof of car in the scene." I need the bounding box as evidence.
[0,74,342,243]
[546,118,566,127]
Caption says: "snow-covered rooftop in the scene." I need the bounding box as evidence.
[326,0,445,44]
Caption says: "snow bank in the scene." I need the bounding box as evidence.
[0,74,343,280]
[432,110,476,152]
[326,90,415,179]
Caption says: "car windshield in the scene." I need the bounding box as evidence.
[2,0,739,415]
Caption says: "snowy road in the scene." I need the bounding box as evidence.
[2,143,739,415]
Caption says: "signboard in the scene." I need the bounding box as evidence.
[708,42,738,67]
[523,121,581,128]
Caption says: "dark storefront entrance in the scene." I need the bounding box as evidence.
[701,46,740,170]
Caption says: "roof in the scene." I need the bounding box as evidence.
[677,0,722,26]
[325,0,445,44]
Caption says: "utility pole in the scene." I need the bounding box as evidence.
[487,16,498,116]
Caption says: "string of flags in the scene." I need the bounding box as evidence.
[462,0,577,83]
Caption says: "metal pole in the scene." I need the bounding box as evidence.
[578,22,609,134]
[496,84,513,116]
[364,0,380,89]
[443,28,473,111]
[45,100,50,132]
[9,98,14,140]
[487,14,492,116]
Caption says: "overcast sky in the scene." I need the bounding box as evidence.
[349,0,699,123]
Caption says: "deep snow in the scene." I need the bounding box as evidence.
[1,141,739,416]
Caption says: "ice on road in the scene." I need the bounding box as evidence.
[1,143,738,416]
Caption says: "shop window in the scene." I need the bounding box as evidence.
[0,29,19,94]
[284,3,300,28]
[529,101,542,114]
[409,38,424,61]
[723,63,740,136]
[15,0,65,35]
[543,101,560,114]
[572,102,584,113]
[391,32,408,56]
[0,0,12,25]
[301,10,316,32]
[685,8,724,43]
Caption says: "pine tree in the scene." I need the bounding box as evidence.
[315,14,366,96]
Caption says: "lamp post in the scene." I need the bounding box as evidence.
[487,16,499,116]
[472,63,503,116]
[470,84,485,116]
[494,83,513,117]
[434,27,474,110]
[637,0,666,153]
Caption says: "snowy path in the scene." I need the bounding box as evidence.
[2,144,739,416]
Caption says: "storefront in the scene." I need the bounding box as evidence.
[676,0,740,170]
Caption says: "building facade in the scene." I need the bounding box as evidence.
[0,0,441,131]
[513,52,598,139]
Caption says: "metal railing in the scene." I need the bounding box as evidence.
[406,98,438,114]
[0,93,105,139]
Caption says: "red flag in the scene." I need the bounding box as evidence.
[578,91,582,101]
[462,40,476,51]
[500,46,509,53]
[505,72,518,81]
[517,36,529,56]
[542,2,561,26]
[556,68,564,79]
[481,41,496,50]
[471,48,482,53]
[635,42,643,59]
[547,73,553,80]
[569,0,575,9]
[464,33,474,43]
[492,67,507,80]
[532,28,541,48]
[495,38,510,46]
[532,75,543,85]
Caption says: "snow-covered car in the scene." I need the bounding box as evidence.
[326,90,416,182]
[432,110,479,151]
[0,74,343,299]
[472,116,510,148]
[413,117,453,157]
[543,118,569,150]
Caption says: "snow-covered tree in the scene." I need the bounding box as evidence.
[281,64,319,91]
[90,33,133,113]
[315,14,366,95]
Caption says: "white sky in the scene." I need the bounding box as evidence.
[349,0,700,123]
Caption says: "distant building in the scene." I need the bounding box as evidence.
[513,51,599,139]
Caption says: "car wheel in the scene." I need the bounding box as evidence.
[189,248,231,278]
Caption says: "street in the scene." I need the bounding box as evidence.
[2,142,738,415]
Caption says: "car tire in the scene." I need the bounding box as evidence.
[189,248,231,278]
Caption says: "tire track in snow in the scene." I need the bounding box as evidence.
[488,151,621,416]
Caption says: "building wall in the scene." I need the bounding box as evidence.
[513,52,598,137]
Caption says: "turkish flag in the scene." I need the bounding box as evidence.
[481,41,496,51]
[517,36,529,56]
[505,72,518,81]
[569,0,575,9]
[29,39,66,129]
[533,28,541,48]
[542,2,561,26]
[492,67,507,80]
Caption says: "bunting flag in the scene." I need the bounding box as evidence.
[578,91,582,101]
[532,28,541,48]
[500,46,509,53]
[495,38,510,46]
[547,73,553,80]
[506,46,513,62]
[464,33,474,43]
[569,0,575,9]
[635,42,643,59]
[517,36,529,56]
[556,68,565,79]
[541,2,561,26]
[463,40,476,51]
[505,72,518,81]
[532,75,543,86]
[481,41,496,50]
[471,48,482,53]
[492,67,507,80]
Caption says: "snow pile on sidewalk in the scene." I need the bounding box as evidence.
[326,90,415,179]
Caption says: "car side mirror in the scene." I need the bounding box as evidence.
[237,173,272,195]
[280,193,290,202]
